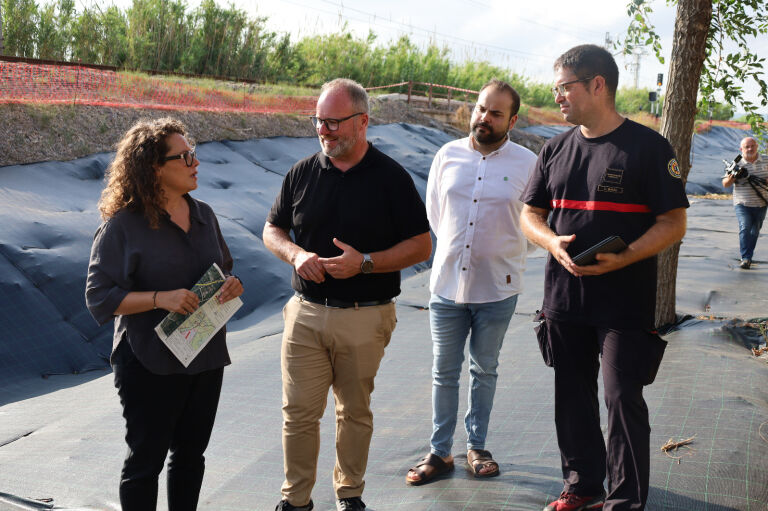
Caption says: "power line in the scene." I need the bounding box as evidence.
[330,1,553,58]
[275,0,558,63]
[318,0,598,58]
[518,15,605,40]
[460,0,605,39]
[345,0,605,41]
[464,0,492,7]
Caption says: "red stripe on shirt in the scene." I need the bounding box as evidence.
[550,199,651,213]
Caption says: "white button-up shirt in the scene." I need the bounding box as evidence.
[426,137,537,303]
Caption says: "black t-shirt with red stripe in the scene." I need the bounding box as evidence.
[521,119,689,328]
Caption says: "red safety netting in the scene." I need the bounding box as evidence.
[0,61,317,114]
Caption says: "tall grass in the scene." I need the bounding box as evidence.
[1,0,735,117]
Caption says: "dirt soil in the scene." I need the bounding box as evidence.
[0,97,545,167]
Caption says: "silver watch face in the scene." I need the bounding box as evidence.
[361,255,374,274]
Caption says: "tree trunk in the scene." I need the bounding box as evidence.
[655,0,712,328]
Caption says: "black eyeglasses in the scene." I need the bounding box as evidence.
[551,76,595,98]
[309,112,364,131]
[160,149,196,167]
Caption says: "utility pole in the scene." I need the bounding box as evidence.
[625,46,648,89]
[633,51,640,88]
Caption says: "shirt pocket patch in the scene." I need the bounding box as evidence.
[597,167,625,194]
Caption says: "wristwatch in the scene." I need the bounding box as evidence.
[360,253,374,274]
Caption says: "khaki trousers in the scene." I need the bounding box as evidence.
[280,295,396,505]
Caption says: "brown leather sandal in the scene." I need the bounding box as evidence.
[405,453,454,486]
[467,449,500,478]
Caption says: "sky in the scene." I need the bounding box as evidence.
[249,0,676,88]
[101,0,767,114]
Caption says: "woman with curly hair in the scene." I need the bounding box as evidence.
[85,117,243,510]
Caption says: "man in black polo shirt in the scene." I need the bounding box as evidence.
[263,78,431,511]
[520,45,688,511]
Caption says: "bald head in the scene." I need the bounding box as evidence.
[741,137,758,163]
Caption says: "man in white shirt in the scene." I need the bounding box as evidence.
[722,136,768,269]
[406,79,537,485]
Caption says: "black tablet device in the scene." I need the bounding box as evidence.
[571,236,628,266]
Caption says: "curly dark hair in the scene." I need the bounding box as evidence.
[98,118,190,229]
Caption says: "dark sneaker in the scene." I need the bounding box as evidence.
[337,496,366,511]
[740,259,752,269]
[543,491,605,511]
[275,499,314,511]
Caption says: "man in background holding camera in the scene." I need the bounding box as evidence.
[722,136,768,269]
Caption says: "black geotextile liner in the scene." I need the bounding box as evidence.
[1,124,766,509]
[0,274,766,510]
[0,124,452,398]
[1,123,757,396]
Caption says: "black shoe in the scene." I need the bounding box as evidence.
[275,499,314,511]
[740,259,752,269]
[337,496,366,511]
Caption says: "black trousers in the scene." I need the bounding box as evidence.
[543,320,666,511]
[112,344,224,511]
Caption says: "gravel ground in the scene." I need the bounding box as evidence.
[0,97,544,167]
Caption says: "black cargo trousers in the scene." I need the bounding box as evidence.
[537,317,667,510]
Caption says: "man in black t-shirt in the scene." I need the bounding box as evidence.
[263,78,431,511]
[520,45,688,511]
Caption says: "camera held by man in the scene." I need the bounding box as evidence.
[723,154,749,180]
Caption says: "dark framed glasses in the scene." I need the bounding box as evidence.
[309,112,364,131]
[161,149,196,167]
[551,76,595,98]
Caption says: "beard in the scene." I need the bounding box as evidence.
[470,121,508,145]
[319,131,357,158]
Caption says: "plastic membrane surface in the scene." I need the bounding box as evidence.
[0,123,451,396]
[0,124,765,510]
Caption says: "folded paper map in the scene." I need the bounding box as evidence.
[155,263,242,367]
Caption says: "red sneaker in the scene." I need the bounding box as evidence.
[543,491,605,511]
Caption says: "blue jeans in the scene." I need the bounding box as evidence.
[734,203,767,260]
[429,293,518,458]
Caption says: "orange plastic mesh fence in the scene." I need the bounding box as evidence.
[0,61,318,114]
[0,60,480,114]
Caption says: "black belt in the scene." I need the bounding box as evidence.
[295,293,392,309]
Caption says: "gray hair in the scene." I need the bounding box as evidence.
[321,78,369,114]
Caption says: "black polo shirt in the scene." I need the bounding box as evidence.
[267,143,430,301]
[86,195,233,375]
[521,119,689,329]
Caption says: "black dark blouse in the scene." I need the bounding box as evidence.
[85,195,233,374]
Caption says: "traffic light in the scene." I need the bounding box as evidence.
[657,73,663,87]
[649,92,657,102]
